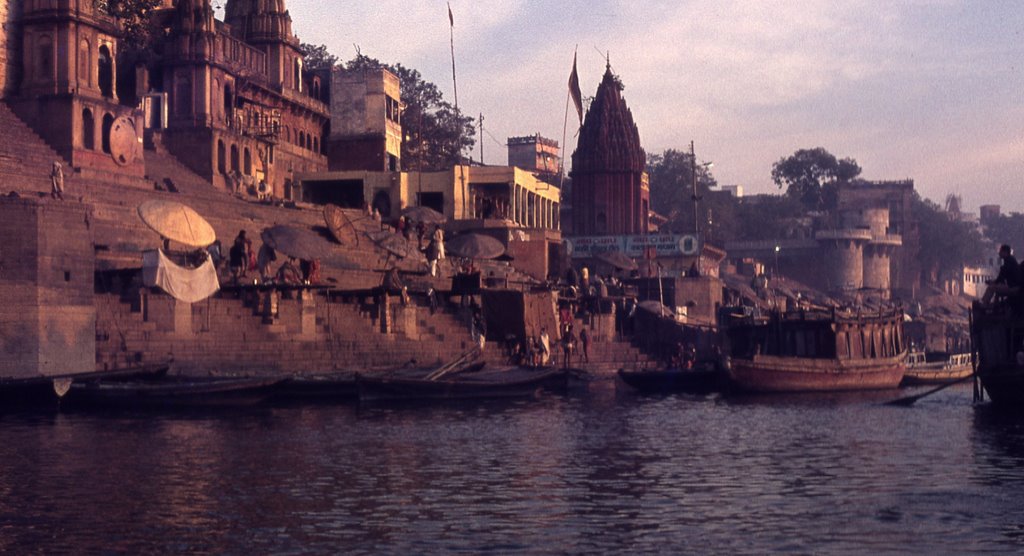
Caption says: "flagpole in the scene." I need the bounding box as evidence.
[559,48,576,192]
[447,2,466,218]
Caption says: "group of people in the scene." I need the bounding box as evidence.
[506,323,590,369]
[228,230,318,286]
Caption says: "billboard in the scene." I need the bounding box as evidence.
[566,234,699,258]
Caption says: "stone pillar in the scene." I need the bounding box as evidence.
[0,197,95,378]
[816,230,870,292]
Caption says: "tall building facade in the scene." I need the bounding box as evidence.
[569,66,648,236]
[0,0,329,196]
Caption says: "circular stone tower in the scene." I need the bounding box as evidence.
[816,229,872,292]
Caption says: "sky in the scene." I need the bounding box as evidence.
[276,0,1024,213]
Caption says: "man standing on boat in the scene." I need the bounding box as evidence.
[982,244,1021,305]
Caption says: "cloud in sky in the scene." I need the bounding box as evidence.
[286,0,1024,211]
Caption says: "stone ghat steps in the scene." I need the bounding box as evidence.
[0,102,69,195]
[96,290,480,374]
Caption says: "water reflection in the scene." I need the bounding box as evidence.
[2,386,1024,553]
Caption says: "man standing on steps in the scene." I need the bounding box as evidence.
[50,160,64,200]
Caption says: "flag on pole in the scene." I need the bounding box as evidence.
[568,52,583,125]
[448,2,454,26]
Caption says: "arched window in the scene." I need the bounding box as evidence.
[78,39,91,87]
[230,144,239,174]
[101,113,114,153]
[217,140,226,175]
[305,134,312,150]
[98,45,113,98]
[312,137,318,154]
[224,83,233,123]
[37,35,53,81]
[313,79,321,100]
[82,109,95,150]
[298,131,305,148]
[243,147,252,175]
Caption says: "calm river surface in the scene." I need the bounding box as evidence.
[2,383,1024,554]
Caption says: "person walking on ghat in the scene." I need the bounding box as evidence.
[50,160,65,200]
[561,324,576,369]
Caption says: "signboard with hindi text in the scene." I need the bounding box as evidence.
[565,234,699,258]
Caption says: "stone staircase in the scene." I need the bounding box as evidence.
[0,102,69,196]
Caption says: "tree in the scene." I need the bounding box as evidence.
[912,192,987,285]
[771,147,862,211]
[647,149,737,242]
[346,54,475,171]
[299,43,339,71]
[96,0,164,50]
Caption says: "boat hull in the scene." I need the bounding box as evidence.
[977,365,1024,405]
[67,376,284,408]
[901,364,973,386]
[356,366,567,401]
[728,354,905,393]
[618,367,723,394]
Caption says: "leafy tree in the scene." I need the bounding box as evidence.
[912,192,987,284]
[771,147,861,211]
[346,54,475,171]
[980,212,1024,261]
[733,195,807,241]
[96,0,164,50]
[646,149,737,242]
[299,43,339,71]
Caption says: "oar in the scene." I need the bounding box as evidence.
[884,374,976,407]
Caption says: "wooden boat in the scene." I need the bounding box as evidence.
[355,365,567,402]
[618,363,723,394]
[1,364,169,407]
[725,307,906,392]
[970,301,1024,405]
[66,375,285,408]
[900,352,973,386]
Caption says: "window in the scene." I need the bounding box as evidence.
[98,45,113,98]
[37,35,53,81]
[82,109,95,150]
[244,147,252,175]
[101,113,114,153]
[230,144,239,173]
[217,140,226,175]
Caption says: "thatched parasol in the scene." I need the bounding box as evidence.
[367,230,425,263]
[323,204,359,246]
[261,225,358,269]
[446,233,506,260]
[594,250,638,271]
[137,200,216,248]
[402,205,447,224]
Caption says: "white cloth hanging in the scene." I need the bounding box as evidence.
[142,249,220,303]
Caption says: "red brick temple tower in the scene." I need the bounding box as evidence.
[569,65,648,236]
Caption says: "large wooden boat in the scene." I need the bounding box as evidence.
[725,307,906,393]
[355,365,568,402]
[970,302,1024,405]
[66,375,285,408]
[900,352,973,386]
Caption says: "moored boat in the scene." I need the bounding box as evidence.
[725,307,906,393]
[971,302,1024,405]
[66,375,285,408]
[617,363,723,394]
[900,352,973,386]
[1,364,170,407]
[355,365,568,401]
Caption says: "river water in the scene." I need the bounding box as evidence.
[2,383,1023,554]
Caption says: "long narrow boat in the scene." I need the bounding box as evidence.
[725,307,906,393]
[970,301,1024,405]
[0,364,170,407]
[900,352,972,386]
[66,375,285,408]
[355,365,568,401]
[618,364,723,394]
